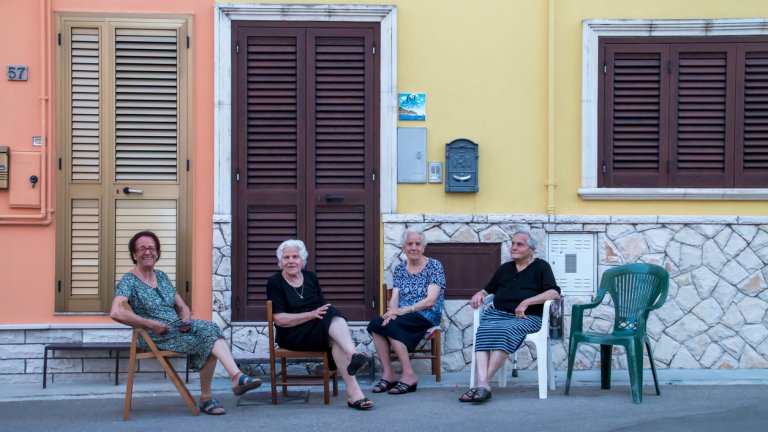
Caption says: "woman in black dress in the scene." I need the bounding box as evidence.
[266,239,373,410]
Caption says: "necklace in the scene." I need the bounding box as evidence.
[291,283,305,299]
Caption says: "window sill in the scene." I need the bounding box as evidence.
[578,188,768,201]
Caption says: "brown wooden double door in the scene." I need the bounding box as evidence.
[231,22,380,321]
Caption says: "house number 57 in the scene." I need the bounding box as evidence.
[7,65,28,81]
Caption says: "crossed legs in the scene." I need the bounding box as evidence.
[198,338,260,413]
[328,316,371,406]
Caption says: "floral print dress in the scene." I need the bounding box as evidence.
[115,270,222,370]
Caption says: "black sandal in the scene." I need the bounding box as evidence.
[347,353,368,376]
[372,378,396,393]
[458,388,477,402]
[472,387,492,403]
[388,381,417,395]
[347,397,374,410]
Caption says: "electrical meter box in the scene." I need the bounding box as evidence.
[445,138,478,192]
[0,146,8,189]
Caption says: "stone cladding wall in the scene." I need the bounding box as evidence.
[3,215,766,383]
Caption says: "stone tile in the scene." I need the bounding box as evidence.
[674,286,701,314]
[692,298,724,326]
[666,313,708,341]
[382,214,424,223]
[0,344,45,359]
[614,232,649,262]
[424,227,450,243]
[750,230,768,250]
[660,216,737,224]
[643,228,674,253]
[714,227,733,249]
[736,248,764,273]
[0,374,41,384]
[611,215,658,224]
[606,224,635,240]
[721,260,749,285]
[82,329,131,343]
[702,239,728,273]
[478,226,508,242]
[707,324,737,342]
[679,245,703,271]
[739,272,766,297]
[738,216,768,224]
[733,225,758,243]
[722,304,746,331]
[0,331,24,344]
[583,224,607,232]
[655,301,685,326]
[711,279,738,310]
[674,226,707,246]
[699,344,724,368]
[652,333,680,364]
[739,346,768,368]
[0,359,25,374]
[27,358,81,373]
[711,353,738,369]
[738,297,767,324]
[690,224,726,239]
[213,227,226,249]
[721,336,746,358]
[25,330,83,344]
[739,324,768,347]
[554,215,610,223]
[670,346,699,368]
[636,224,663,231]
[692,266,720,298]
[684,333,712,359]
[723,233,748,260]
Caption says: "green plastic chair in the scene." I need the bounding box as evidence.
[564,263,670,403]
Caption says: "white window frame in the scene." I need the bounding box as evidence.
[579,18,768,200]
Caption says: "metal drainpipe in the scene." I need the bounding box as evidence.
[0,0,53,225]
[546,0,557,215]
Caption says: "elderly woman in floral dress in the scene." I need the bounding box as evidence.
[111,231,261,415]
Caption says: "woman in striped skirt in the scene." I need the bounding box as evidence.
[460,231,561,403]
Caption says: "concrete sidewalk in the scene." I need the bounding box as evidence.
[1,371,767,431]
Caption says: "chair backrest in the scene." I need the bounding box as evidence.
[599,263,670,335]
[267,300,277,354]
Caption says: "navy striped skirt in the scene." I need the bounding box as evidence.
[474,307,543,354]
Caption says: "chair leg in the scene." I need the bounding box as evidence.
[626,341,643,404]
[535,340,548,399]
[600,344,612,390]
[332,371,339,396]
[281,358,288,396]
[156,356,199,415]
[433,333,441,382]
[646,338,661,396]
[123,345,137,421]
[547,339,555,391]
[322,353,330,405]
[564,337,578,395]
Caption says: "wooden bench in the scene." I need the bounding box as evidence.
[43,342,189,388]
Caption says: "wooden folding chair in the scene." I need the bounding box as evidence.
[122,304,198,420]
[267,301,338,404]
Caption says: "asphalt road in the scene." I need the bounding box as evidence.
[1,384,766,432]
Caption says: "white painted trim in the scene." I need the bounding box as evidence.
[0,324,129,330]
[581,18,768,200]
[213,3,398,220]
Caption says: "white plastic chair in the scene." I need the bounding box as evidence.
[469,295,555,399]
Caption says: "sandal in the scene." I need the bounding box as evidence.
[372,378,396,393]
[347,397,374,410]
[199,398,226,415]
[388,381,417,395]
[472,387,492,403]
[347,353,368,376]
[458,388,478,402]
[232,373,262,396]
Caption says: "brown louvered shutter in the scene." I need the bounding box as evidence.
[233,23,378,321]
[736,45,768,187]
[670,44,735,187]
[601,44,669,187]
[233,28,304,320]
[308,30,375,320]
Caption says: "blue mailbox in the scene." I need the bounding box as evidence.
[445,138,478,192]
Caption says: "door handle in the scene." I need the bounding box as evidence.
[122,187,143,195]
[324,194,344,202]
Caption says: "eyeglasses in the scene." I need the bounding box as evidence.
[137,246,157,254]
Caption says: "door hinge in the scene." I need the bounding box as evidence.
[186,36,190,49]
[603,62,607,74]
[235,170,240,182]
[186,159,190,171]
[372,170,376,182]
[57,280,61,293]
[236,41,239,54]
[58,158,62,170]
[601,160,606,174]
[58,33,61,46]
[185,281,190,293]
[372,43,376,55]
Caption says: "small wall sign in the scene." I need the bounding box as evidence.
[398,93,426,120]
[7,65,29,81]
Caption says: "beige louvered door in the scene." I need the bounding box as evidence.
[56,17,190,312]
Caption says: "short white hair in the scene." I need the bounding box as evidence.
[512,230,537,250]
[401,228,428,247]
[276,239,308,269]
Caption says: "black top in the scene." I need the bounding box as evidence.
[483,258,561,316]
[266,270,324,314]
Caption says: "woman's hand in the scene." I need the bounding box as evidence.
[381,307,406,326]
[148,320,170,335]
[470,291,487,309]
[515,301,529,319]
[313,303,332,320]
